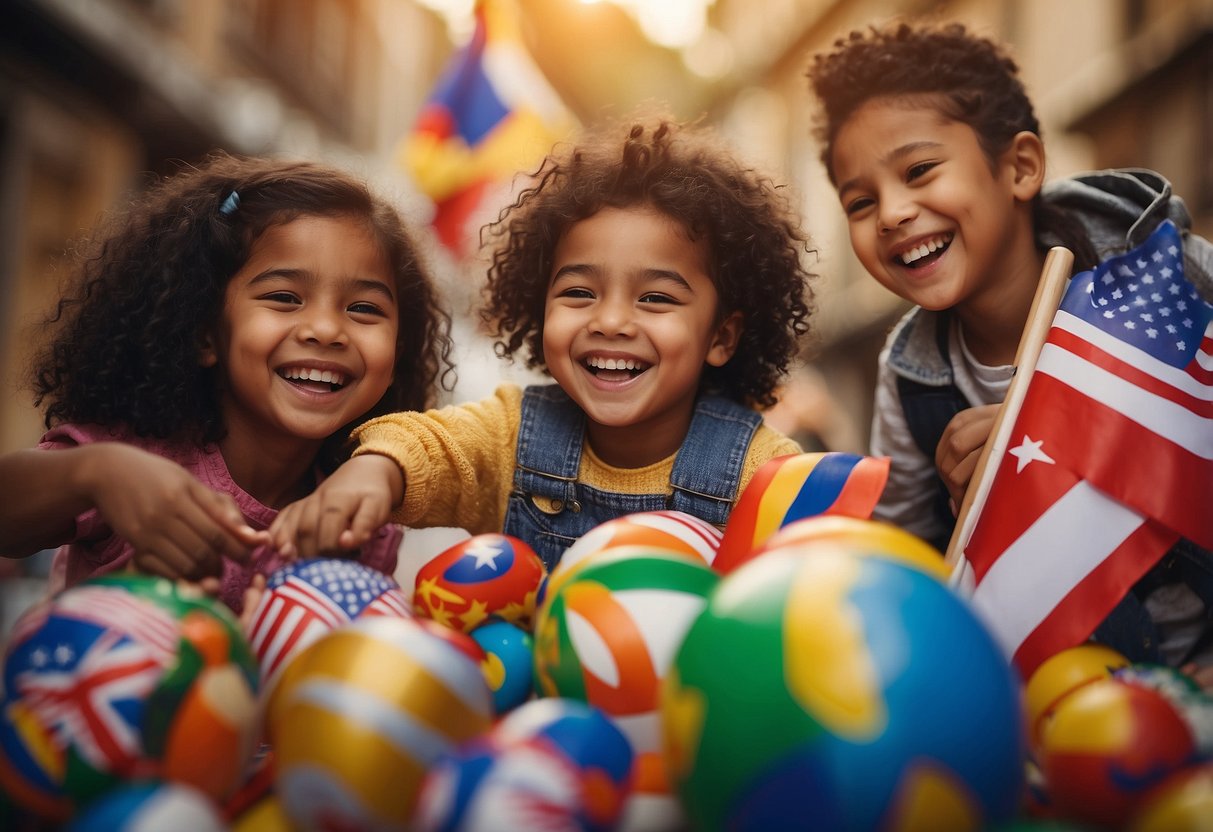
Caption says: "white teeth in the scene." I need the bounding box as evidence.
[282,367,347,386]
[900,234,952,265]
[587,356,644,371]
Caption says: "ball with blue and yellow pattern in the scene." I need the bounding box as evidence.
[662,545,1026,832]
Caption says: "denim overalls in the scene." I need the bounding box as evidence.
[502,384,761,570]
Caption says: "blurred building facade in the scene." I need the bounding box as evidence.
[1,0,1210,456]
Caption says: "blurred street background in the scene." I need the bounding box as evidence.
[1,0,1211,619]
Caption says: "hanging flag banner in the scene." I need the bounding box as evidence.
[403,0,576,256]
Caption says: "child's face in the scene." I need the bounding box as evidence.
[830,96,1032,312]
[202,215,399,451]
[543,205,741,463]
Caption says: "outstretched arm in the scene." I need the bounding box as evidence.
[0,443,266,579]
[268,453,404,560]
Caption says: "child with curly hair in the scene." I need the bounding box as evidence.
[270,118,815,569]
[0,153,452,612]
[807,21,1213,678]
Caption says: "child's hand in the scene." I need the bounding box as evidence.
[85,444,268,581]
[935,404,1000,513]
[268,454,403,560]
[1181,662,1213,694]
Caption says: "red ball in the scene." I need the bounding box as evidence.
[413,534,546,633]
[1038,677,1195,827]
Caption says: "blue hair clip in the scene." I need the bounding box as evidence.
[219,190,241,216]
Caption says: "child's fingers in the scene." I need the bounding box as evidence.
[195,488,263,562]
[344,499,385,549]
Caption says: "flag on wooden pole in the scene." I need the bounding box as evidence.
[957,219,1213,676]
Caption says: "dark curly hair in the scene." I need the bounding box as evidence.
[481,118,814,409]
[806,21,1098,269]
[31,152,454,472]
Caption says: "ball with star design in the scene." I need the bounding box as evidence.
[413,534,546,634]
[0,575,259,821]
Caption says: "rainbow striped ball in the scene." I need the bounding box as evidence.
[714,452,890,573]
[414,534,546,633]
[533,547,719,827]
[0,575,258,821]
[268,616,493,830]
[663,547,1025,832]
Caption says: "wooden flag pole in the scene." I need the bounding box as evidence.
[945,246,1075,573]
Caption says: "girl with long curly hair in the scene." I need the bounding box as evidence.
[0,153,452,611]
[270,117,815,569]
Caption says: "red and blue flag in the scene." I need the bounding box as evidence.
[963,219,1213,674]
[403,0,574,256]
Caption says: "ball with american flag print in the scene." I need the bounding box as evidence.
[243,557,412,696]
[413,534,546,634]
[0,575,259,822]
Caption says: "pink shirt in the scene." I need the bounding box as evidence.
[41,423,401,612]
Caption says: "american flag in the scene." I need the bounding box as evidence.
[963,219,1213,675]
[51,586,181,665]
[245,559,411,685]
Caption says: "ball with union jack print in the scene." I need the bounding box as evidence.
[0,574,259,821]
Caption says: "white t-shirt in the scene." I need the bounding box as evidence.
[870,319,1013,545]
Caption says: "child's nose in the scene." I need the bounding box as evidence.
[878,197,917,235]
[590,298,635,336]
[298,308,348,346]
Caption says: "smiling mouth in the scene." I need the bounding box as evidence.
[279,366,348,392]
[897,233,954,268]
[583,356,650,381]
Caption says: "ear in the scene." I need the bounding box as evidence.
[705,311,744,367]
[198,332,218,368]
[1005,131,1046,202]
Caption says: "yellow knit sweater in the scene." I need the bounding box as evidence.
[352,384,801,534]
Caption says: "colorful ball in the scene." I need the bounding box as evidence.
[244,558,411,693]
[1037,677,1195,827]
[268,616,493,830]
[663,548,1025,832]
[1128,760,1213,832]
[558,510,723,574]
[714,452,890,573]
[533,548,719,826]
[229,793,294,832]
[414,534,546,633]
[760,515,949,581]
[0,575,259,820]
[1023,644,1130,751]
[470,618,534,715]
[415,698,633,832]
[65,781,225,831]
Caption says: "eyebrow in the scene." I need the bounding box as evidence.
[248,269,396,300]
[837,140,945,194]
[550,264,693,291]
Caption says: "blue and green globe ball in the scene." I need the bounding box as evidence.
[662,544,1026,832]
